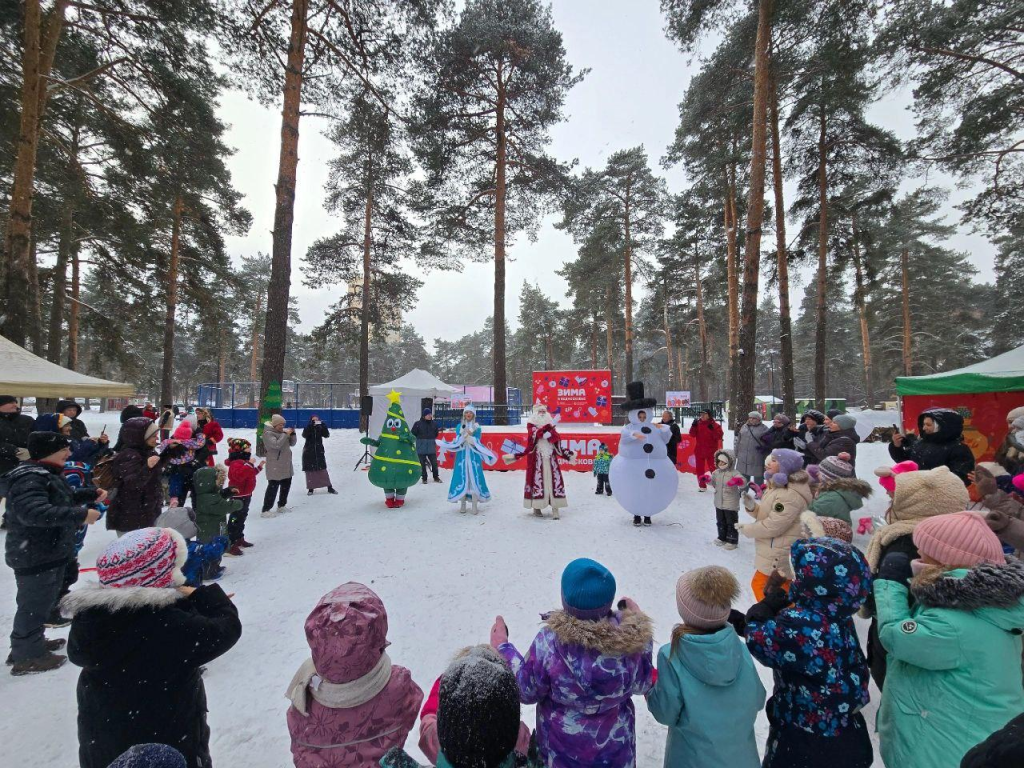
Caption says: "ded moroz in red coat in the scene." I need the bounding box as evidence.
[689,417,723,460]
[523,419,574,510]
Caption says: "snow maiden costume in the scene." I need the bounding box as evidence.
[609,381,679,526]
[517,402,576,520]
[438,405,497,515]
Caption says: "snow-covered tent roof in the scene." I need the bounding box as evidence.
[368,368,458,398]
[0,334,134,398]
[367,369,458,436]
[896,345,1024,396]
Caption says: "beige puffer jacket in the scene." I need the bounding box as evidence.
[739,470,813,578]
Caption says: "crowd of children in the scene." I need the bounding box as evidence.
[3,398,1024,768]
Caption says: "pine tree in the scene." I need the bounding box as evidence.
[302,89,424,427]
[785,0,899,408]
[224,0,442,422]
[409,0,583,423]
[558,146,666,390]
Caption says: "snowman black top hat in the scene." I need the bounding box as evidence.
[621,381,657,412]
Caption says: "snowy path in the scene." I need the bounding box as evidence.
[1,411,899,766]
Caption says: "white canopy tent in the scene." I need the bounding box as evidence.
[0,334,134,398]
[367,368,458,436]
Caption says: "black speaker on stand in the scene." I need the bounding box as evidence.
[353,395,374,470]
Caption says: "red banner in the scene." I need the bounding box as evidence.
[438,431,698,474]
[532,370,612,424]
[902,392,1024,464]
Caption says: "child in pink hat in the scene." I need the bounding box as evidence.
[874,512,1024,768]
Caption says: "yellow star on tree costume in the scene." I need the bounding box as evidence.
[360,390,419,507]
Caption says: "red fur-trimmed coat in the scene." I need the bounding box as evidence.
[524,422,573,503]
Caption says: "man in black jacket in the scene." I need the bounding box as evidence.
[56,399,89,441]
[411,408,443,484]
[0,395,34,477]
[2,432,103,675]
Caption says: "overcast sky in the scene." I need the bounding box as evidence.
[217,0,995,349]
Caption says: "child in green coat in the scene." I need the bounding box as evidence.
[192,466,241,579]
[802,453,871,543]
[646,566,765,768]
[593,443,612,496]
[875,511,1024,768]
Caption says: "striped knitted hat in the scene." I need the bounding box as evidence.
[96,528,187,589]
[818,452,855,482]
[913,512,1006,569]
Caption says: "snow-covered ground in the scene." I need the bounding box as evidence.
[1,409,902,766]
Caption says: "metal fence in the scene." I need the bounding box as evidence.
[197,382,362,410]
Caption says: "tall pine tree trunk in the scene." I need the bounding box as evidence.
[47,204,73,363]
[737,0,774,422]
[26,239,43,354]
[260,0,307,417]
[605,286,615,388]
[693,255,709,402]
[769,70,795,416]
[492,74,508,424]
[724,176,740,425]
[249,290,262,383]
[663,280,674,388]
[590,315,598,369]
[2,0,66,346]
[901,247,912,376]
[814,106,829,409]
[359,183,373,431]
[851,212,875,408]
[67,246,80,369]
[623,198,634,389]
[160,194,184,407]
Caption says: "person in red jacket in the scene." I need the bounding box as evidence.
[689,409,723,491]
[141,402,158,421]
[224,438,263,555]
[195,408,224,468]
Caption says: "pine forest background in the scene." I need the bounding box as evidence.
[0,0,1020,424]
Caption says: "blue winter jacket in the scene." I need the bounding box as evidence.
[182,536,229,587]
[646,627,765,768]
[746,537,872,737]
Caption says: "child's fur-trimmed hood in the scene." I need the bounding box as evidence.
[545,609,653,656]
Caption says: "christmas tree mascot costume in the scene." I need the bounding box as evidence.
[437,404,497,515]
[360,390,419,508]
[515,402,576,520]
[610,381,679,527]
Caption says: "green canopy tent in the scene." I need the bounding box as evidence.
[895,345,1024,464]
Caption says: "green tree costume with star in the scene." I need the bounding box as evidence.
[360,390,419,507]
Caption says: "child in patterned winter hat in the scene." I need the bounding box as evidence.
[803,452,872,543]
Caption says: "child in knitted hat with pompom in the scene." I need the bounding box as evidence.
[62,527,241,768]
[802,452,871,543]
[737,448,813,600]
[875,512,1024,768]
[646,566,765,768]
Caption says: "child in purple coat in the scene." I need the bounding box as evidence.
[492,558,655,768]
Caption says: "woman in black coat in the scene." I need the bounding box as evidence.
[61,528,241,768]
[301,415,336,495]
[889,407,975,485]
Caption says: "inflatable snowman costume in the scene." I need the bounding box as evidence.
[610,381,679,526]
